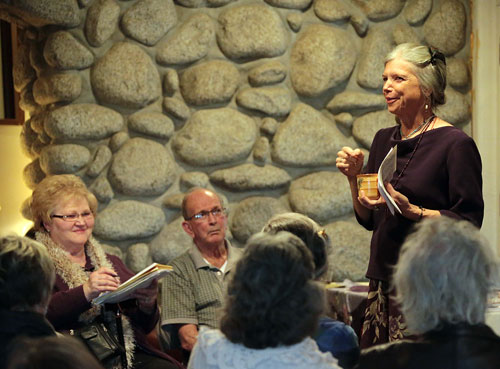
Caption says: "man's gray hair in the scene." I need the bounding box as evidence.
[181,188,224,220]
[393,217,500,334]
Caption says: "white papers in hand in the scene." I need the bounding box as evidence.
[377,146,402,215]
[92,263,173,305]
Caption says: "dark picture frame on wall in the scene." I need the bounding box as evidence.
[0,20,24,125]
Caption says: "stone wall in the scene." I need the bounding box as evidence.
[0,0,472,281]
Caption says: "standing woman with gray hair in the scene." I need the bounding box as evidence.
[336,43,484,348]
[356,217,500,369]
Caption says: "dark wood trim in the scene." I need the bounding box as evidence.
[0,20,24,125]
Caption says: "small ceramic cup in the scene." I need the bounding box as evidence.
[356,173,379,200]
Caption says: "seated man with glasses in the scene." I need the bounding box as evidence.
[160,188,242,358]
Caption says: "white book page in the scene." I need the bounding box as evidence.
[377,146,401,215]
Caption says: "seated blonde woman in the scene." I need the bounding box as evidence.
[263,213,360,368]
[188,232,341,369]
[356,217,500,369]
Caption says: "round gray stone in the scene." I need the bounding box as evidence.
[87,145,113,178]
[94,200,166,241]
[91,42,161,109]
[156,13,214,65]
[162,193,185,210]
[248,61,287,87]
[23,158,45,189]
[264,0,312,9]
[314,0,351,22]
[163,97,190,121]
[353,0,405,21]
[179,60,239,106]
[350,13,369,37]
[253,136,270,163]
[236,87,291,117]
[126,243,153,273]
[230,196,290,243]
[121,0,177,46]
[435,88,470,125]
[43,31,94,70]
[172,108,257,166]
[89,175,114,203]
[20,120,39,160]
[260,117,278,136]
[45,103,124,140]
[352,110,395,149]
[33,72,81,105]
[447,57,469,88]
[84,0,120,47]
[39,144,91,175]
[423,0,466,56]
[150,217,193,264]
[101,244,123,259]
[289,171,352,223]
[356,26,393,89]
[210,164,291,191]
[325,219,371,282]
[290,24,357,97]
[334,112,354,130]
[392,24,420,45]
[174,0,232,7]
[163,69,179,95]
[109,132,129,152]
[13,42,36,93]
[216,4,288,60]
[403,0,432,25]
[128,111,175,139]
[286,13,303,32]
[180,172,210,189]
[4,0,80,27]
[271,103,350,167]
[19,87,39,115]
[326,91,386,115]
[109,137,176,196]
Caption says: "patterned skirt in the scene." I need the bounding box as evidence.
[359,279,410,349]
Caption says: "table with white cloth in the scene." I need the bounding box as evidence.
[326,283,500,340]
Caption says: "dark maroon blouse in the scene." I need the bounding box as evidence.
[357,125,484,282]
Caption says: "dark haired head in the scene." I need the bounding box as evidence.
[220,232,324,349]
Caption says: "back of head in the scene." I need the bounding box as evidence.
[0,235,55,311]
[263,212,329,280]
[394,217,499,334]
[30,174,97,232]
[7,335,104,369]
[385,43,447,109]
[220,231,324,349]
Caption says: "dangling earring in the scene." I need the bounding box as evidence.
[425,103,429,111]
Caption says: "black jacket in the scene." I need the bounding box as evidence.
[0,309,56,369]
[356,323,500,369]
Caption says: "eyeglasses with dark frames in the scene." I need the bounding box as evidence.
[51,211,94,222]
[185,207,226,221]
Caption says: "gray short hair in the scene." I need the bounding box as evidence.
[385,43,446,110]
[0,235,55,310]
[393,217,500,334]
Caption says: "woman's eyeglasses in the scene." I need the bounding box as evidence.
[51,211,94,222]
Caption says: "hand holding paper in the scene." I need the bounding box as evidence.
[377,146,402,215]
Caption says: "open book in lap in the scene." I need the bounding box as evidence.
[93,263,173,305]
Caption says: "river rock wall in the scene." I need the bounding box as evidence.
[0,0,471,281]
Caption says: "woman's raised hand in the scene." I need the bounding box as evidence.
[83,267,120,301]
[336,147,364,178]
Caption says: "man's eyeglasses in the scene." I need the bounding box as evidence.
[51,211,94,222]
[185,207,226,221]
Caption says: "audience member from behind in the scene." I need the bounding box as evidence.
[188,232,341,369]
[356,217,500,369]
[263,213,359,368]
[7,335,103,369]
[0,235,57,369]
[30,174,181,369]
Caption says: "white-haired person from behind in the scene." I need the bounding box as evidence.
[263,212,360,368]
[356,216,500,369]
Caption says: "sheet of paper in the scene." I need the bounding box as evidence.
[92,263,173,305]
[377,145,401,215]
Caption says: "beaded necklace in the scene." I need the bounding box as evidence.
[393,115,435,188]
[399,114,435,140]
